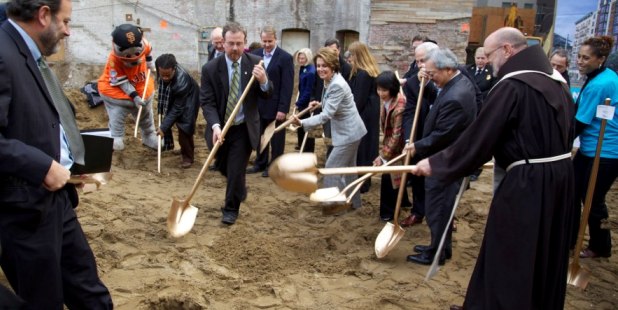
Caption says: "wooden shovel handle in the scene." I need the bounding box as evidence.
[134,69,151,138]
[182,61,263,206]
[275,105,314,133]
[393,74,426,227]
[572,98,611,264]
[319,165,415,175]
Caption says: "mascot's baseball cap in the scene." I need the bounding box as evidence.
[112,24,143,51]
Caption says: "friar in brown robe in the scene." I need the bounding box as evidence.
[410,27,575,310]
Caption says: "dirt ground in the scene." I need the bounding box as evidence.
[2,84,617,309]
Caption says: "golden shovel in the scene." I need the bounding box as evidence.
[375,74,426,258]
[567,98,611,288]
[268,153,416,195]
[167,61,262,238]
[310,153,406,203]
[259,105,314,153]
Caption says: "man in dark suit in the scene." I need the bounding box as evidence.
[402,35,428,79]
[247,26,294,177]
[549,48,570,87]
[467,47,496,101]
[207,26,224,62]
[201,21,272,225]
[404,48,477,266]
[0,0,112,308]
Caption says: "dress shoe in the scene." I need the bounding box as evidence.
[261,169,269,177]
[580,247,611,258]
[400,214,423,227]
[380,215,393,222]
[208,164,218,171]
[181,161,193,169]
[414,244,431,253]
[450,305,464,310]
[469,174,478,182]
[414,245,452,259]
[246,166,264,174]
[406,251,445,266]
[220,208,237,225]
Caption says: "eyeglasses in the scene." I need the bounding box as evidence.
[484,45,505,58]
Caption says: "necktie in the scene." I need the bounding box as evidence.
[475,68,481,76]
[38,58,85,165]
[225,62,240,124]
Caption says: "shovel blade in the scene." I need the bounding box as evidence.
[567,262,590,289]
[167,197,199,238]
[259,121,277,153]
[309,187,346,202]
[375,222,405,258]
[268,153,319,194]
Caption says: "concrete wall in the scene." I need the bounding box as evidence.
[63,0,474,85]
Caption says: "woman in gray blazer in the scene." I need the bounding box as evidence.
[292,47,367,210]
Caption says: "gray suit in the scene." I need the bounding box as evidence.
[302,73,366,146]
[302,73,366,208]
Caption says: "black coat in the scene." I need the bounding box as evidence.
[159,65,200,135]
[414,73,477,159]
[0,21,78,208]
[349,69,380,166]
[251,47,294,119]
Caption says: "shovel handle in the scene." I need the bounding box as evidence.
[134,69,151,138]
[319,165,414,175]
[274,105,314,133]
[182,61,263,206]
[571,98,611,265]
[393,75,426,226]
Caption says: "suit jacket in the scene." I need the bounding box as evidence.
[0,21,78,210]
[252,46,294,119]
[302,73,366,146]
[200,52,273,150]
[414,73,477,159]
[467,64,496,100]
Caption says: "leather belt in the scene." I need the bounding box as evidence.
[506,152,572,172]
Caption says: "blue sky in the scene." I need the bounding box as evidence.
[554,0,599,40]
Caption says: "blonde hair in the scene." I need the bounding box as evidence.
[348,41,380,78]
[295,48,314,66]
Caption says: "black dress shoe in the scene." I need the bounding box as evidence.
[380,215,393,222]
[406,251,445,265]
[261,169,269,177]
[414,245,452,259]
[220,208,237,225]
[246,166,264,174]
[414,244,431,253]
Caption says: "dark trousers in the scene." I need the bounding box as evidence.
[0,189,112,309]
[177,127,195,164]
[424,176,460,257]
[571,151,618,255]
[0,284,25,309]
[409,174,426,217]
[254,118,285,169]
[379,173,410,219]
[216,123,252,213]
[296,113,315,152]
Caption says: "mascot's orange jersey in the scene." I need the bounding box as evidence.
[97,42,154,100]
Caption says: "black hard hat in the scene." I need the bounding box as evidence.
[112,24,143,51]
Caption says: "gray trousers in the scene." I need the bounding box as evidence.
[101,94,155,138]
[323,140,361,209]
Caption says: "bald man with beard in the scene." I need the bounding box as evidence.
[410,27,575,310]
